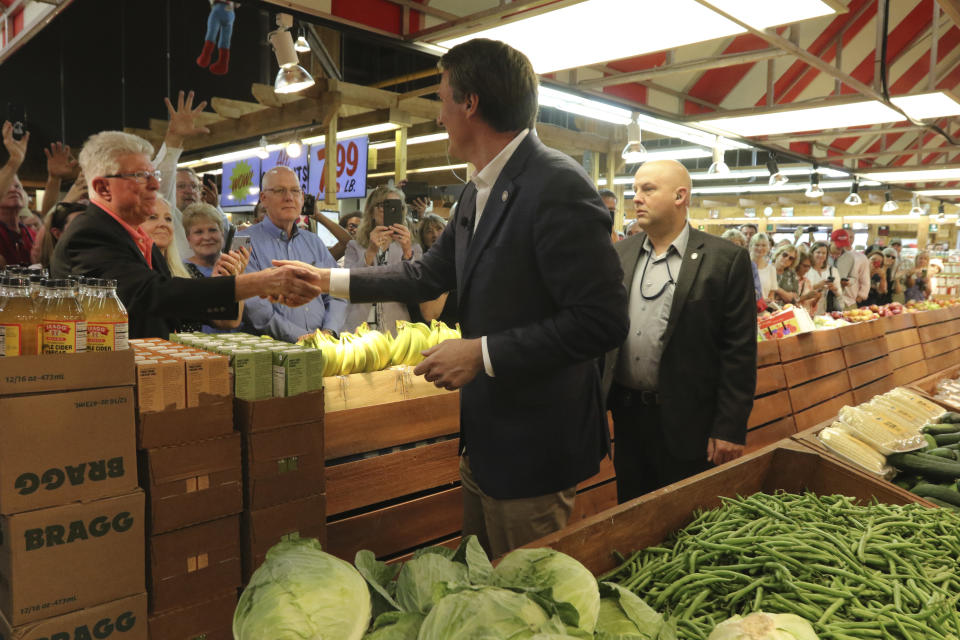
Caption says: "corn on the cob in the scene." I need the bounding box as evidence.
[838,406,923,453]
[876,391,934,424]
[861,399,922,434]
[889,387,945,418]
[819,424,890,476]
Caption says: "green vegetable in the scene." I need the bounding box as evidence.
[922,423,960,435]
[925,447,957,459]
[923,496,960,512]
[234,538,371,640]
[493,548,601,633]
[887,451,960,478]
[934,431,960,445]
[594,582,670,639]
[362,612,424,640]
[923,433,938,449]
[937,411,960,424]
[910,482,960,506]
[396,553,469,614]
[706,612,819,640]
[417,587,552,640]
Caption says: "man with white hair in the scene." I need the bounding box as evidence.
[239,166,346,342]
[51,130,321,339]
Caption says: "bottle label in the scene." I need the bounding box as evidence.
[87,321,129,352]
[42,320,87,354]
[0,323,21,357]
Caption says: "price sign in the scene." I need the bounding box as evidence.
[307,136,368,200]
[221,158,261,207]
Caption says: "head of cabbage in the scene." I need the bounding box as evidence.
[492,548,600,633]
[233,538,371,640]
[707,612,820,640]
[417,586,553,640]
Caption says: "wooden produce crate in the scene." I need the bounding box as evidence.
[877,312,916,333]
[324,368,455,413]
[746,338,793,453]
[842,332,893,406]
[531,442,925,576]
[907,364,960,412]
[779,333,851,433]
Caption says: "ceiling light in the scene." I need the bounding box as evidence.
[367,163,468,178]
[882,190,899,212]
[370,132,449,150]
[766,153,787,186]
[909,195,925,216]
[621,116,647,164]
[691,180,857,195]
[844,180,862,206]
[639,147,712,161]
[301,122,400,146]
[805,171,824,198]
[256,136,270,160]
[914,189,960,197]
[890,92,960,120]
[294,34,311,53]
[269,24,315,94]
[860,167,960,183]
[539,86,632,125]
[286,140,302,158]
[707,138,729,175]
[432,0,835,74]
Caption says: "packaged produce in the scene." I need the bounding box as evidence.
[817,425,894,478]
[836,405,925,454]
[0,276,40,356]
[756,306,814,340]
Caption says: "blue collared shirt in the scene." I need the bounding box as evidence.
[239,216,347,342]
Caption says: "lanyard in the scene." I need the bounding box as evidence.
[639,248,675,300]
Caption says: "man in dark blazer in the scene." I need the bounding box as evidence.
[277,39,629,556]
[601,159,756,503]
[51,131,322,338]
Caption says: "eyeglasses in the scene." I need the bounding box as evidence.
[263,187,303,197]
[104,170,161,183]
[345,223,359,230]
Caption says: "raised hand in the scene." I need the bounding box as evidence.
[163,90,211,148]
[2,120,29,168]
[44,142,78,179]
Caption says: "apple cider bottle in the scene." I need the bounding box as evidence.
[41,279,87,354]
[85,279,129,351]
[0,276,41,356]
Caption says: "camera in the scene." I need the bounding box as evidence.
[302,193,316,216]
[7,103,26,141]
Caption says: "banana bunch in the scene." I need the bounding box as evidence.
[296,323,394,376]
[427,319,462,348]
[389,321,431,367]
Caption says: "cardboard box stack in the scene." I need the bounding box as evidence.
[130,338,241,640]
[163,332,327,582]
[0,351,148,639]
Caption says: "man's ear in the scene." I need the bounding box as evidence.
[92,177,110,199]
[463,93,479,117]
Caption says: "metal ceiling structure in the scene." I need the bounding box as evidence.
[264,0,960,196]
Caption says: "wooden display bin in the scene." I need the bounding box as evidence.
[532,442,925,575]
[324,368,455,413]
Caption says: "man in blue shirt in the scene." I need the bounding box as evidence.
[240,166,346,342]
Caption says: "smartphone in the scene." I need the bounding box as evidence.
[302,193,316,216]
[314,210,341,248]
[403,181,429,204]
[230,235,251,252]
[7,103,25,141]
[382,199,403,227]
[826,277,835,283]
[223,225,236,252]
[202,173,218,192]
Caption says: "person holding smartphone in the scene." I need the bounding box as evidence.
[341,184,422,335]
[828,229,870,309]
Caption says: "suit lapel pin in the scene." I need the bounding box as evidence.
[691,252,699,260]
[501,190,508,202]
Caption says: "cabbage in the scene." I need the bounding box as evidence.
[492,548,601,633]
[417,586,551,640]
[707,612,820,640]
[396,552,469,614]
[233,538,371,640]
[594,582,668,639]
[362,611,424,639]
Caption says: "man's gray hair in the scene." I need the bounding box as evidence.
[78,131,155,190]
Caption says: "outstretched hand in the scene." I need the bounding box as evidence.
[44,142,78,179]
[164,90,211,147]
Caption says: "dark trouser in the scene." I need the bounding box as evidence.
[610,384,712,504]
[459,455,576,558]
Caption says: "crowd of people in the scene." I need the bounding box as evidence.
[727,222,940,316]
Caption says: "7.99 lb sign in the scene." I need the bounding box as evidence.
[307,136,368,200]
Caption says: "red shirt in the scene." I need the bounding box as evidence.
[94,202,154,269]
[0,219,36,266]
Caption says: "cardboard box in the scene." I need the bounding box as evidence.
[242,494,326,581]
[148,516,241,615]
[0,387,137,515]
[0,350,134,396]
[135,360,185,413]
[148,590,235,640]
[235,391,324,433]
[182,355,231,408]
[243,422,324,510]
[0,592,147,640]
[136,398,234,450]
[140,434,242,535]
[0,490,145,625]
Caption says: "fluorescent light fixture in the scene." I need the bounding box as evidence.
[804,172,824,198]
[539,86,632,125]
[369,132,448,150]
[269,28,315,94]
[432,0,834,74]
[860,167,960,183]
[882,190,899,212]
[286,141,302,158]
[692,165,849,181]
[367,163,468,178]
[621,116,647,164]
[766,154,787,186]
[890,92,960,120]
[707,138,729,174]
[909,195,925,216]
[294,35,311,53]
[691,180,858,195]
[915,189,960,197]
[695,91,960,137]
[179,143,288,168]
[642,147,712,161]
[844,180,862,206]
[301,122,400,145]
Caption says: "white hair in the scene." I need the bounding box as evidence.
[78,131,155,191]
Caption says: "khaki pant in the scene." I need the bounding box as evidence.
[459,455,576,558]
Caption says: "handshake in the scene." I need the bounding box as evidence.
[235,260,332,307]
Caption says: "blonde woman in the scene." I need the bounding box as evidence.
[771,244,800,305]
[750,232,777,302]
[342,185,423,334]
[140,196,191,278]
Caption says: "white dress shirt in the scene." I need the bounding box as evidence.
[330,129,530,378]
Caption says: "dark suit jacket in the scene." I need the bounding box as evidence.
[50,204,238,339]
[350,132,630,499]
[601,228,757,460]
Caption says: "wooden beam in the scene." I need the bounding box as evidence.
[579,49,789,89]
[830,144,960,161]
[395,127,408,183]
[371,68,440,89]
[936,0,960,31]
[401,84,440,100]
[382,0,459,23]
[182,92,341,151]
[251,83,302,108]
[537,122,611,154]
[325,113,338,207]
[211,97,268,119]
[761,125,929,144]
[413,0,582,40]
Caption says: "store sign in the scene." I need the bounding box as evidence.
[307,136,368,200]
[221,158,261,206]
[878,225,890,236]
[929,223,940,232]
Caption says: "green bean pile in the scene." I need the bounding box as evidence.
[600,492,960,640]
